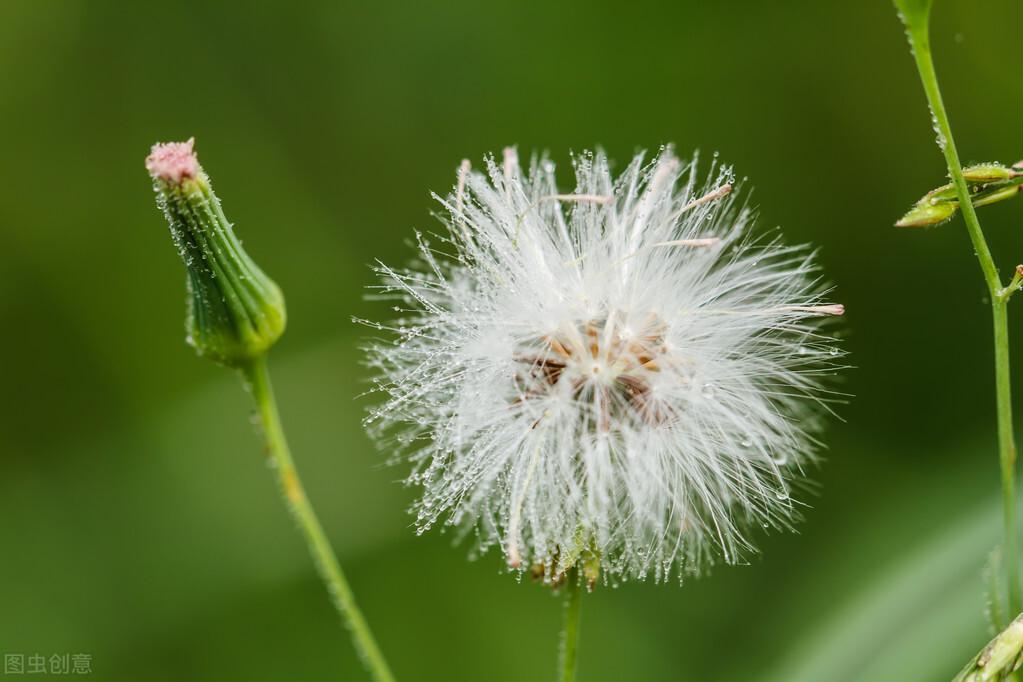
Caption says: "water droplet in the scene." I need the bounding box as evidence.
[771,453,789,466]
[829,346,840,357]
[929,108,947,150]
[775,489,789,501]
[701,383,716,399]
[740,438,753,448]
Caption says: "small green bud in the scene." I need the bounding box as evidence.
[146,138,286,367]
[895,199,957,228]
[962,163,1017,184]
[973,184,1022,208]
[923,183,958,202]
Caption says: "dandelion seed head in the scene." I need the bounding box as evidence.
[363,147,844,583]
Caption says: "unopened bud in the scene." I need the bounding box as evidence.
[962,163,1017,184]
[973,184,1023,208]
[146,138,286,366]
[923,183,958,203]
[895,199,957,228]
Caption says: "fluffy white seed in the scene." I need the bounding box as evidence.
[363,147,844,583]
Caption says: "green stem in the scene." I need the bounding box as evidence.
[905,18,1021,615]
[994,301,1021,614]
[242,356,396,682]
[558,571,583,682]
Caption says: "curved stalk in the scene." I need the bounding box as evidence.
[901,7,1021,616]
[243,357,396,682]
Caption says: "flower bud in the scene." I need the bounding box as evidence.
[923,183,958,202]
[962,163,1017,184]
[146,138,286,366]
[895,199,957,228]
[973,184,1023,208]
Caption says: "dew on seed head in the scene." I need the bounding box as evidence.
[358,146,845,584]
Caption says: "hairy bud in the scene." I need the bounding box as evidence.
[146,139,286,366]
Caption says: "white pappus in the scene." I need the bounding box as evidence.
[362,146,844,584]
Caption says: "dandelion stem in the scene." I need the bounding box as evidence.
[901,10,1021,615]
[242,356,396,682]
[558,570,583,682]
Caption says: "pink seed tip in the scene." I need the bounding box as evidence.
[780,304,846,316]
[825,304,845,316]
[145,137,199,184]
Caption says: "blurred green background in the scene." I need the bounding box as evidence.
[2,1,1023,680]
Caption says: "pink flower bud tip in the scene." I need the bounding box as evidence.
[145,137,199,184]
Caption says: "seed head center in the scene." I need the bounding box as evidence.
[514,312,672,426]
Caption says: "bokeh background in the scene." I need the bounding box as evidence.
[2,1,1023,680]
